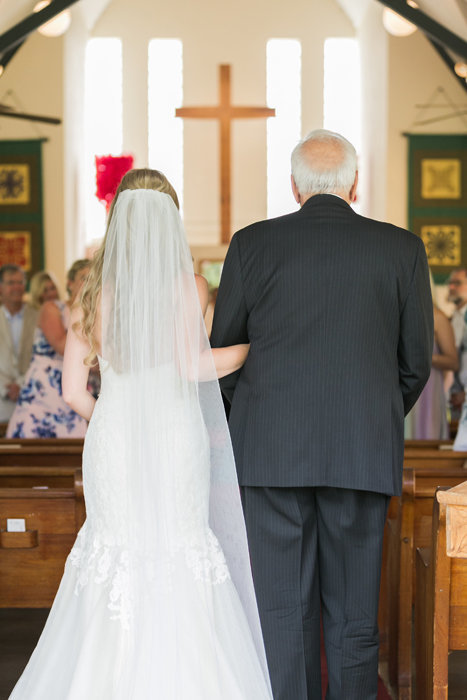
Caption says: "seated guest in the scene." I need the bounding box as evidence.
[0,264,38,422]
[29,270,60,309]
[407,301,458,439]
[6,260,90,438]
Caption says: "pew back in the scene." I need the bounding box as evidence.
[386,466,467,698]
[0,467,85,607]
[0,438,83,468]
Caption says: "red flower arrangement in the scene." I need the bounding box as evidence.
[95,155,134,212]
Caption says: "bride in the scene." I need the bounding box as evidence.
[9,169,272,699]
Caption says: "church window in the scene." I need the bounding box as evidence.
[323,38,361,155]
[266,38,302,219]
[148,39,184,213]
[84,38,123,246]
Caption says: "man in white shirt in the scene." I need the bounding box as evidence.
[447,268,467,417]
[0,265,38,421]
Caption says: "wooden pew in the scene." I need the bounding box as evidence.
[0,438,83,467]
[404,440,453,450]
[379,448,465,662]
[404,447,467,469]
[385,466,467,699]
[415,483,467,699]
[0,467,85,607]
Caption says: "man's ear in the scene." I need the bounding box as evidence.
[349,171,358,203]
[291,175,301,204]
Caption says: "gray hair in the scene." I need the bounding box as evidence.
[0,264,25,283]
[291,129,357,197]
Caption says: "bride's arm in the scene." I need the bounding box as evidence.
[62,305,96,421]
[211,344,250,378]
[195,273,249,378]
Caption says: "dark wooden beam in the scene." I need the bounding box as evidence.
[428,38,467,94]
[375,0,467,58]
[0,106,61,125]
[0,0,80,55]
[0,41,26,73]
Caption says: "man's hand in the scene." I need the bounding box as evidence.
[6,383,20,401]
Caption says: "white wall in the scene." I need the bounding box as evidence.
[387,29,467,229]
[0,32,66,288]
[91,0,353,245]
[2,0,464,277]
[358,3,389,222]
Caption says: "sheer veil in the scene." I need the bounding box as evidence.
[99,188,271,695]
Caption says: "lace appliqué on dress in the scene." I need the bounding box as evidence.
[185,528,231,585]
[68,528,132,630]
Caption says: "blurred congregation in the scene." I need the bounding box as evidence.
[0,260,99,439]
[404,267,467,449]
[2,259,467,447]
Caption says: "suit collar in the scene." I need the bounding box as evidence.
[299,193,354,214]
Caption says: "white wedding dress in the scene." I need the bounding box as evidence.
[9,189,272,699]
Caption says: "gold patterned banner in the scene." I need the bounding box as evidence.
[0,231,32,270]
[408,134,467,278]
[0,164,31,205]
[0,140,44,275]
[420,224,461,266]
[421,159,461,200]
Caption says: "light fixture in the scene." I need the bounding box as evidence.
[454,62,467,79]
[406,1,419,9]
[33,1,71,37]
[382,7,417,37]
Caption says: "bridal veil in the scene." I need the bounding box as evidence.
[99,188,271,696]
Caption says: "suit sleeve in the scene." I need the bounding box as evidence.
[210,234,249,404]
[398,238,434,415]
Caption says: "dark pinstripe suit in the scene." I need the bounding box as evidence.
[210,194,433,699]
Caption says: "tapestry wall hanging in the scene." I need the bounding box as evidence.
[407,133,467,282]
[0,139,44,277]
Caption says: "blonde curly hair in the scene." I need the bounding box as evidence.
[78,168,179,365]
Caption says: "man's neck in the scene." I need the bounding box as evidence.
[4,302,23,316]
[300,191,350,206]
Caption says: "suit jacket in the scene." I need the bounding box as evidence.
[0,304,38,421]
[210,195,433,496]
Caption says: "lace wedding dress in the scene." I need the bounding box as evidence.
[9,189,272,699]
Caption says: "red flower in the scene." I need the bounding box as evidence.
[95,155,134,212]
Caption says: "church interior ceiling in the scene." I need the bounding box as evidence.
[0,0,465,95]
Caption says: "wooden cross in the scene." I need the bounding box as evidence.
[176,64,275,243]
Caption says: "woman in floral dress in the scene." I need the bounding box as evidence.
[6,261,90,438]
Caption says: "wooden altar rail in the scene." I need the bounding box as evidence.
[383,464,467,699]
[0,466,85,607]
[415,482,467,699]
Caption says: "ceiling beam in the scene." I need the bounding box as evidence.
[0,41,26,73]
[428,38,467,94]
[0,0,80,55]
[375,0,467,58]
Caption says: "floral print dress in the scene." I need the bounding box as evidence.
[6,301,87,438]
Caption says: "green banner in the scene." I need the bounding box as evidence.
[407,133,467,283]
[0,139,44,277]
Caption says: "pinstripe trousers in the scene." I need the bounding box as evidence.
[241,486,390,700]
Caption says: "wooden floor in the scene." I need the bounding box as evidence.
[1,608,466,698]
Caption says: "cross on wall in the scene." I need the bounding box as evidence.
[176,64,276,244]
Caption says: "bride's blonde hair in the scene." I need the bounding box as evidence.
[78,168,179,365]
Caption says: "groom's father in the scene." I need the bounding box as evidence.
[210,129,433,700]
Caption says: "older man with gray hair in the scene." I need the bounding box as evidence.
[211,128,433,699]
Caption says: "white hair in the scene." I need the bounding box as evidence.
[291,129,357,196]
